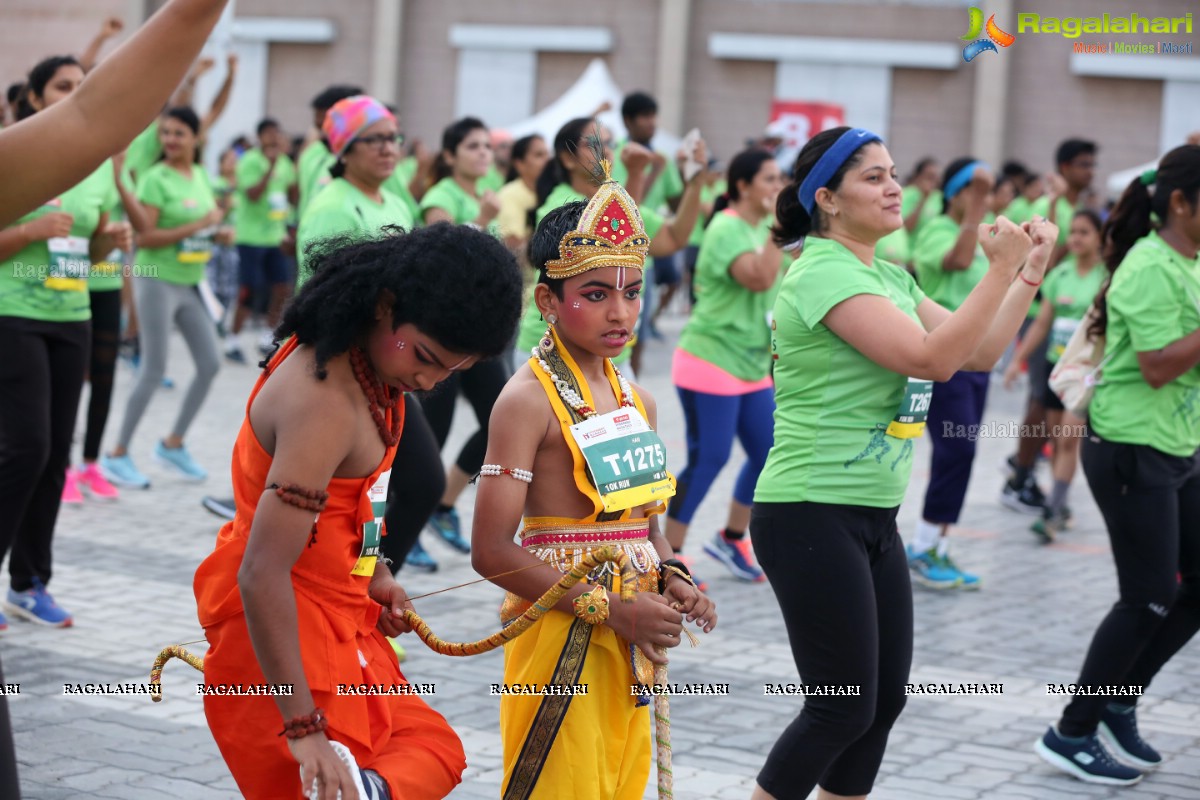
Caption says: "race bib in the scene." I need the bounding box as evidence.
[267,191,289,221]
[884,377,933,439]
[1050,317,1081,361]
[569,408,675,512]
[45,235,90,292]
[352,469,391,576]
[179,227,215,264]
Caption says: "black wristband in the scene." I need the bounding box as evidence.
[658,558,693,593]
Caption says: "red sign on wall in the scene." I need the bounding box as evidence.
[767,101,846,167]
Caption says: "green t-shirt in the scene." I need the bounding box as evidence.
[515,183,663,364]
[610,139,684,214]
[1031,195,1077,247]
[297,140,336,220]
[85,161,124,293]
[296,178,416,285]
[135,162,217,286]
[678,210,783,381]
[913,214,988,311]
[381,170,422,228]
[1004,196,1034,224]
[1090,232,1200,456]
[420,177,480,225]
[478,164,506,194]
[235,149,296,247]
[0,159,118,322]
[1040,258,1108,364]
[755,237,928,507]
[687,179,726,248]
[125,122,162,186]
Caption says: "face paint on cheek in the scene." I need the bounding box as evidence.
[572,302,581,309]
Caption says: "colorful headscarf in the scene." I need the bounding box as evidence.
[322,95,395,159]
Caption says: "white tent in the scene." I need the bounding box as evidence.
[1106,160,1156,201]
[504,58,681,155]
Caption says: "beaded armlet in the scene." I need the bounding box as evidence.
[267,482,329,513]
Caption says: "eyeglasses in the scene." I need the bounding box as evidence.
[353,133,405,151]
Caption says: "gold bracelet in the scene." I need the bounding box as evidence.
[572,585,609,625]
[660,564,695,588]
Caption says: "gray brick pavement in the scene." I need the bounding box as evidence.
[4,312,1198,799]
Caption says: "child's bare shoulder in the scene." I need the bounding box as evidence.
[492,366,553,432]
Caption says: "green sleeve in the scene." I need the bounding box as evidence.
[642,207,664,242]
[661,161,684,201]
[701,214,756,282]
[419,181,454,217]
[136,168,165,207]
[912,218,957,277]
[1108,258,1185,352]
[900,186,925,217]
[236,151,267,188]
[792,251,892,328]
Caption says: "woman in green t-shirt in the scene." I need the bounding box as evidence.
[1038,145,1200,786]
[419,116,500,230]
[666,149,784,587]
[103,106,225,489]
[0,54,134,628]
[1003,210,1107,540]
[749,127,1051,800]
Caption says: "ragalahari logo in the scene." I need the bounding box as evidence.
[961,7,1015,62]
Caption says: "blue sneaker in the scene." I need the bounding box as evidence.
[906,545,961,589]
[1035,725,1142,785]
[940,551,982,590]
[0,608,7,632]
[6,578,73,627]
[154,441,207,481]
[428,507,470,553]
[100,453,150,489]
[1099,704,1162,769]
[404,540,438,573]
[703,531,765,583]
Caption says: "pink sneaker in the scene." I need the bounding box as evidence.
[61,468,83,505]
[76,462,120,500]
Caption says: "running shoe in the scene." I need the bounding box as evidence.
[75,463,119,500]
[100,453,150,489]
[0,609,8,632]
[1034,725,1142,785]
[6,578,73,627]
[1031,507,1069,543]
[155,441,207,481]
[404,540,438,573]
[61,468,83,505]
[1001,476,1045,515]
[673,554,707,593]
[225,345,247,365]
[1099,704,1162,769]
[301,739,384,800]
[906,545,961,589]
[428,507,470,553]
[941,552,981,590]
[703,531,766,583]
[202,496,237,521]
[161,376,175,389]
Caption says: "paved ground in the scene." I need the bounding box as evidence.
[5,311,1199,800]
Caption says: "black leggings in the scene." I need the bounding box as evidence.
[419,357,509,475]
[1058,432,1200,737]
[82,288,122,461]
[750,501,912,798]
[382,396,446,569]
[0,316,90,591]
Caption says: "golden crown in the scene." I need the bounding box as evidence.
[543,159,650,280]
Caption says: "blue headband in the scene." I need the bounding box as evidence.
[943,161,987,202]
[797,128,882,215]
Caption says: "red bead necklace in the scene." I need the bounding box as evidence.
[348,347,402,447]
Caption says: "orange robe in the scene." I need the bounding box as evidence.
[194,337,465,799]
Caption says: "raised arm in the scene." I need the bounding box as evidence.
[79,16,125,72]
[201,54,238,136]
[0,0,229,227]
[824,218,1035,382]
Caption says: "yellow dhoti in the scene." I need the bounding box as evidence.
[499,518,661,800]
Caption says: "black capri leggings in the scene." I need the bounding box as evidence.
[382,396,446,569]
[82,288,123,461]
[419,357,510,475]
[1058,432,1200,737]
[750,501,913,799]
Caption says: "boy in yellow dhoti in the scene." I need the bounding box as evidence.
[472,157,718,800]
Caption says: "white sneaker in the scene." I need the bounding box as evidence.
[300,739,374,799]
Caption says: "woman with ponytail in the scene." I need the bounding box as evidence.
[751,127,1053,800]
[1037,144,1200,786]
